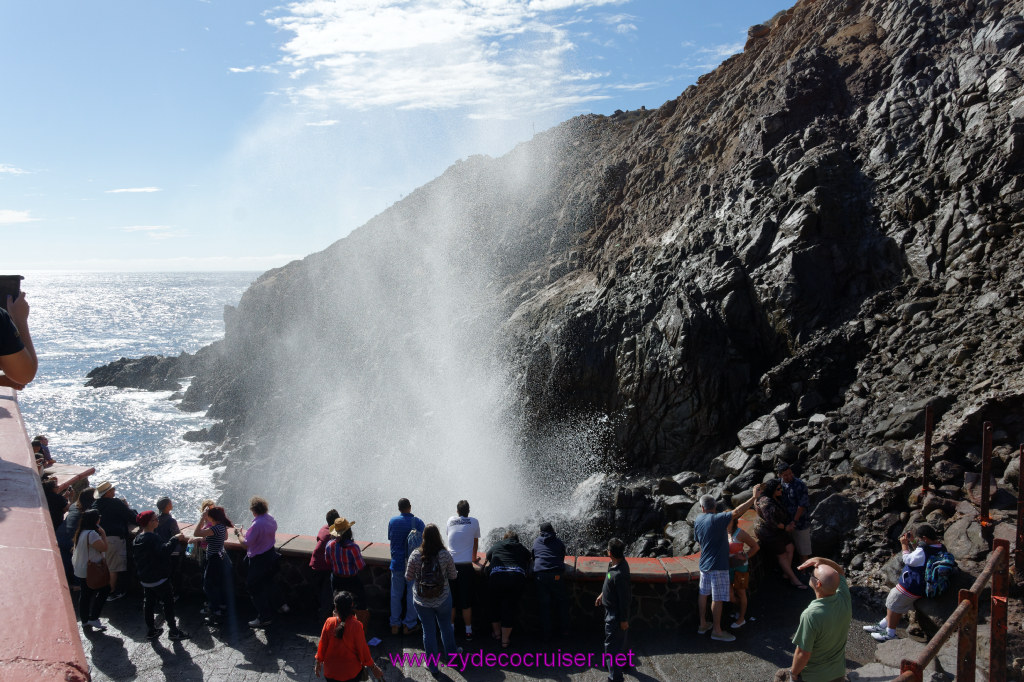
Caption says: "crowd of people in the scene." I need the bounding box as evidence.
[33,447,950,682]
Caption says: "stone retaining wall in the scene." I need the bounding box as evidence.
[168,517,763,632]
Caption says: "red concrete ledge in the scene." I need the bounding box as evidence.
[44,463,95,494]
[0,388,90,681]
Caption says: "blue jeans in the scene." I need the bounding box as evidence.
[535,571,570,637]
[390,570,417,628]
[603,615,628,682]
[414,594,458,671]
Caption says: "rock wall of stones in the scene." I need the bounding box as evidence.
[171,549,703,631]
[88,0,1024,570]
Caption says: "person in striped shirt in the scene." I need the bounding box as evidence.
[325,517,370,628]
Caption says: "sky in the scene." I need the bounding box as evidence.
[1,0,794,272]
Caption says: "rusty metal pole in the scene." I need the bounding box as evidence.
[990,540,1009,682]
[899,659,924,682]
[1017,444,1023,580]
[922,404,934,493]
[980,422,993,547]
[957,589,979,682]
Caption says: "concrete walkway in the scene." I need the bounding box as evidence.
[80,577,887,682]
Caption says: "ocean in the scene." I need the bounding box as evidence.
[15,271,257,524]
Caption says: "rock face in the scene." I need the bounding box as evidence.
[91,0,1024,568]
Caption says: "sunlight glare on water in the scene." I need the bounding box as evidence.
[15,272,256,523]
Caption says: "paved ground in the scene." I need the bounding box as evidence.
[80,581,888,682]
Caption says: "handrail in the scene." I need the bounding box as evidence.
[892,539,1009,682]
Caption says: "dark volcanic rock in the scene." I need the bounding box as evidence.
[87,0,1024,568]
[852,446,905,480]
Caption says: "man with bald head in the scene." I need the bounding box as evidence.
[780,556,851,682]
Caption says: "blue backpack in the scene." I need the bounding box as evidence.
[924,548,958,598]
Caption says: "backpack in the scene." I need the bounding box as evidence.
[924,548,958,598]
[416,553,445,599]
[406,526,423,560]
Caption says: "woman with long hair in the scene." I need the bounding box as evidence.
[483,530,531,647]
[72,508,110,632]
[314,591,383,681]
[726,515,760,628]
[404,523,459,672]
[191,505,236,623]
[755,478,805,588]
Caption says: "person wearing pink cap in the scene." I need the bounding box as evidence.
[132,510,190,640]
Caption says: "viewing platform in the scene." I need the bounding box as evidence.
[1,386,889,681]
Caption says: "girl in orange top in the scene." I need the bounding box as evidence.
[315,591,383,682]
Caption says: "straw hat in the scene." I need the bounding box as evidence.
[96,481,115,495]
[329,518,355,537]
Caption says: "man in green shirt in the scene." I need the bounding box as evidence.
[784,557,851,682]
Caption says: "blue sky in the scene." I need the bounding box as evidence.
[1,0,793,271]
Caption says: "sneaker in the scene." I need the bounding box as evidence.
[85,620,107,631]
[106,592,125,602]
[711,631,736,642]
[696,624,712,635]
[862,623,886,634]
[730,620,746,629]
[169,629,191,641]
[146,627,164,640]
[871,630,898,642]
[248,619,272,628]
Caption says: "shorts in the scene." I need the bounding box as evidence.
[731,571,750,591]
[885,586,919,614]
[449,563,475,610]
[792,528,812,556]
[105,536,127,572]
[699,570,731,602]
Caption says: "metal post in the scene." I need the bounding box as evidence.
[990,541,1009,682]
[900,659,924,682]
[957,589,978,682]
[922,404,934,492]
[1017,444,1023,580]
[980,422,993,546]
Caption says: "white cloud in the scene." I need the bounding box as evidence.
[699,41,744,59]
[305,119,339,127]
[106,187,162,193]
[0,209,38,224]
[615,22,636,34]
[228,65,279,74]
[117,225,183,240]
[0,163,31,175]
[264,0,631,115]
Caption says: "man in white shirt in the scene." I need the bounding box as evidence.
[446,499,481,640]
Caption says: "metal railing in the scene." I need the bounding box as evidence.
[892,539,1009,681]
[899,410,1018,681]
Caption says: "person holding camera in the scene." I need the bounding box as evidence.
[862,524,949,642]
[0,291,37,390]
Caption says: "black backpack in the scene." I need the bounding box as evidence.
[417,553,445,599]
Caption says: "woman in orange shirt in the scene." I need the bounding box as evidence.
[315,591,383,682]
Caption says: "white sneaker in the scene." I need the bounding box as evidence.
[871,630,898,642]
[711,631,736,642]
[248,618,262,628]
[862,623,886,633]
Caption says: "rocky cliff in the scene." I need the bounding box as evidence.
[91,0,1023,576]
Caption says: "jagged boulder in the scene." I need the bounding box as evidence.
[853,446,905,480]
[809,493,859,555]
